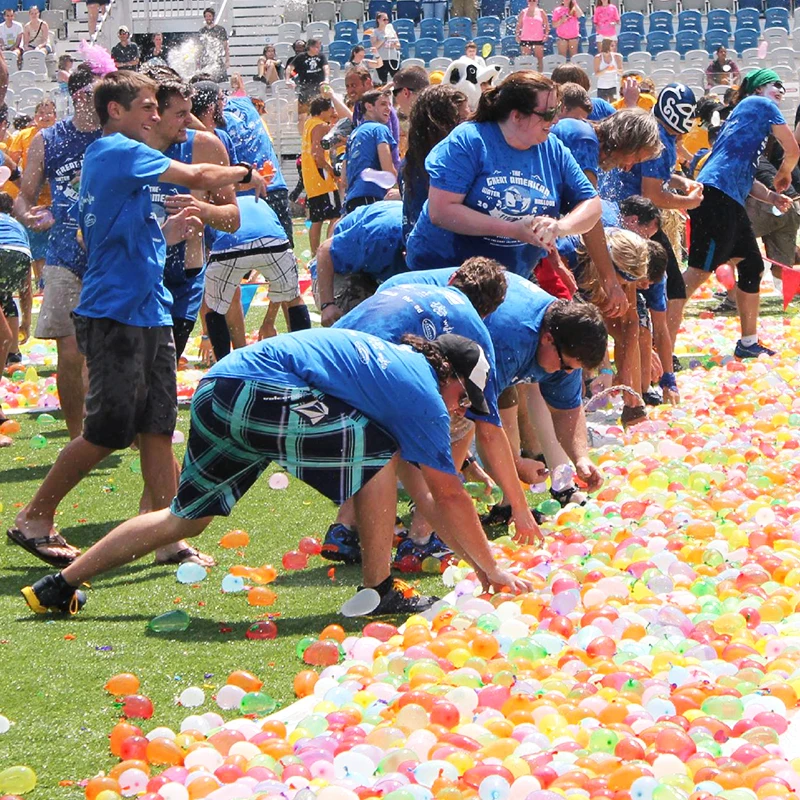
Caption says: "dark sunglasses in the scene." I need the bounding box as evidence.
[456,378,472,409]
[553,338,575,372]
[772,81,785,91]
[531,103,561,122]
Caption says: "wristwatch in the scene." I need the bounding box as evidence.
[236,162,254,184]
[320,302,337,311]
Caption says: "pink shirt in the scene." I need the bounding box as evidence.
[553,5,580,39]
[520,8,547,40]
[593,4,619,37]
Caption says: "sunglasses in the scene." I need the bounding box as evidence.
[531,103,561,122]
[553,338,576,373]
[772,81,785,91]
[456,378,472,410]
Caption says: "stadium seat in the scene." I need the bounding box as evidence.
[305,21,332,45]
[770,45,795,64]
[704,29,730,52]
[617,31,642,57]
[680,66,706,85]
[734,27,759,50]
[430,56,453,68]
[650,67,676,87]
[414,37,440,61]
[572,52,593,70]
[679,0,705,11]
[763,26,790,45]
[510,0,526,13]
[448,15,474,37]
[504,14,518,34]
[334,20,360,44]
[627,51,652,69]
[21,0,45,10]
[735,8,760,30]
[767,0,790,9]
[477,16,502,37]
[707,9,732,31]
[368,0,394,19]
[499,34,521,56]
[399,39,413,59]
[649,10,674,34]
[621,0,648,12]
[339,0,366,21]
[0,0,16,10]
[487,54,511,66]
[401,57,426,66]
[646,31,672,55]
[360,20,377,41]
[708,0,735,10]
[620,11,645,36]
[676,30,702,53]
[311,1,337,23]
[738,0,762,8]
[393,18,417,41]
[683,48,708,66]
[474,34,499,54]
[651,0,677,12]
[765,7,790,31]
[327,40,351,65]
[542,53,566,70]
[654,49,681,69]
[396,0,423,21]
[678,10,702,33]
[442,36,467,57]
[420,17,445,40]
[481,0,507,16]
[277,21,303,41]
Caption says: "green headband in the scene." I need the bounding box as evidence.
[741,69,781,94]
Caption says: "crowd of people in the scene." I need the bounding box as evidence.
[0,20,795,621]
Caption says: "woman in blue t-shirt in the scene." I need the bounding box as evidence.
[406,71,601,279]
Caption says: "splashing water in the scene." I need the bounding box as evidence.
[167,36,227,81]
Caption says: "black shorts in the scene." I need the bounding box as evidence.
[520,39,544,47]
[172,317,195,361]
[652,228,685,301]
[308,190,342,223]
[636,292,653,331]
[265,189,294,246]
[344,195,381,214]
[688,185,763,294]
[74,315,178,449]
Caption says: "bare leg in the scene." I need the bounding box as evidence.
[55,335,86,440]
[61,509,213,587]
[6,314,18,357]
[666,298,686,355]
[333,497,358,528]
[736,288,760,339]
[225,286,247,350]
[309,221,323,256]
[516,384,538,455]
[258,300,281,339]
[557,38,567,57]
[639,325,652,395]
[0,305,12,370]
[87,3,99,37]
[534,44,543,71]
[683,265,710,299]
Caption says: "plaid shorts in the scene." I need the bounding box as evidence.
[265,189,294,245]
[171,377,398,519]
[206,236,300,312]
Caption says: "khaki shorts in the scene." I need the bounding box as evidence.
[450,414,475,443]
[35,264,82,339]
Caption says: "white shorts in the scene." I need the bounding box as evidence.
[205,237,300,313]
[35,264,82,339]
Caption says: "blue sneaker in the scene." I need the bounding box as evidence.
[734,340,775,359]
[321,523,361,564]
[394,533,451,563]
[22,573,86,615]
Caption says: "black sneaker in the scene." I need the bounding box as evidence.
[480,504,545,526]
[711,298,737,314]
[369,578,439,615]
[22,573,86,615]
[734,340,776,359]
[320,523,361,564]
[643,387,663,406]
[672,355,683,372]
[5,351,21,365]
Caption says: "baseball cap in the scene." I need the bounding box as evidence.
[118,25,130,33]
[435,334,491,416]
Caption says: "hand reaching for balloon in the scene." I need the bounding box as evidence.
[575,456,602,492]
[478,565,534,595]
[528,215,561,249]
[461,458,495,492]
[772,192,794,214]
[198,337,215,367]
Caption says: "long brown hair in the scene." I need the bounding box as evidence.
[473,71,557,123]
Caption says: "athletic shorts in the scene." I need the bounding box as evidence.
[74,316,177,449]
[640,276,667,313]
[451,414,475,443]
[35,264,82,339]
[265,189,294,246]
[206,237,300,313]
[344,195,381,215]
[172,317,195,361]
[653,228,685,301]
[636,292,653,332]
[171,377,398,519]
[520,39,544,47]
[27,228,49,261]
[0,247,30,318]
[308,190,342,223]
[688,185,763,294]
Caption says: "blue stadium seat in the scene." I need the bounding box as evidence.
[21,0,45,9]
[334,20,360,44]
[509,0,526,13]
[586,32,597,54]
[619,11,645,36]
[646,31,671,55]
[327,40,352,65]
[500,34,521,56]
[704,29,730,53]
[420,17,445,40]
[396,0,422,20]
[617,31,642,57]
[649,10,674,34]
[368,0,393,18]
[481,0,506,17]
[675,29,701,53]
[361,20,376,43]
[448,15,473,37]
[678,10,702,34]
[734,27,759,49]
[578,15,588,38]
[735,8,760,29]
[764,6,790,30]
[504,14,518,34]
[473,34,499,54]
[0,0,16,10]
[393,18,417,41]
[737,0,762,9]
[443,36,467,56]
[477,15,502,36]
[414,37,440,61]
[706,9,732,32]
[766,0,790,9]
[400,39,413,59]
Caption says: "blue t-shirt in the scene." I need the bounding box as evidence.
[208,328,456,474]
[400,161,428,243]
[406,121,596,279]
[334,284,501,427]
[0,213,31,254]
[330,201,407,283]
[41,118,102,278]
[75,134,173,327]
[149,130,205,322]
[639,278,667,312]
[551,118,599,177]
[381,267,583,408]
[589,98,615,121]
[344,122,396,203]
[210,195,288,252]
[697,95,785,206]
[223,96,287,194]
[215,127,238,164]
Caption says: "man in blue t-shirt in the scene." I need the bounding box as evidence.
[316,201,407,327]
[12,70,269,570]
[343,89,397,214]
[14,65,102,441]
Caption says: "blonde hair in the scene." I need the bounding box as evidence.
[596,108,663,163]
[577,228,649,306]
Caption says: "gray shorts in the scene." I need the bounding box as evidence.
[450,414,475,443]
[35,264,82,339]
[312,272,379,314]
[74,315,177,449]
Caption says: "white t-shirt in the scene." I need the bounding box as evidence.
[1,21,21,50]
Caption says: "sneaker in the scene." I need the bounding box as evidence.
[550,485,587,507]
[369,578,439,615]
[672,355,683,373]
[712,289,729,300]
[643,387,663,407]
[711,298,737,314]
[5,351,21,366]
[734,340,776,359]
[22,573,86,615]
[480,504,545,527]
[320,523,361,564]
[394,533,451,563]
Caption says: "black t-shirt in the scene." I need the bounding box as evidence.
[292,52,327,86]
[111,42,140,69]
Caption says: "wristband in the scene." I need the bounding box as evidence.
[235,162,254,184]
[659,371,677,391]
[461,454,476,471]
[320,302,337,311]
[599,368,613,375]
[201,335,209,341]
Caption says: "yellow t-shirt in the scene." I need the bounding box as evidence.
[682,121,710,157]
[612,93,656,112]
[301,116,336,199]
[8,125,50,205]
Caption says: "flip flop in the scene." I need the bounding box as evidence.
[6,527,80,567]
[154,547,216,567]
